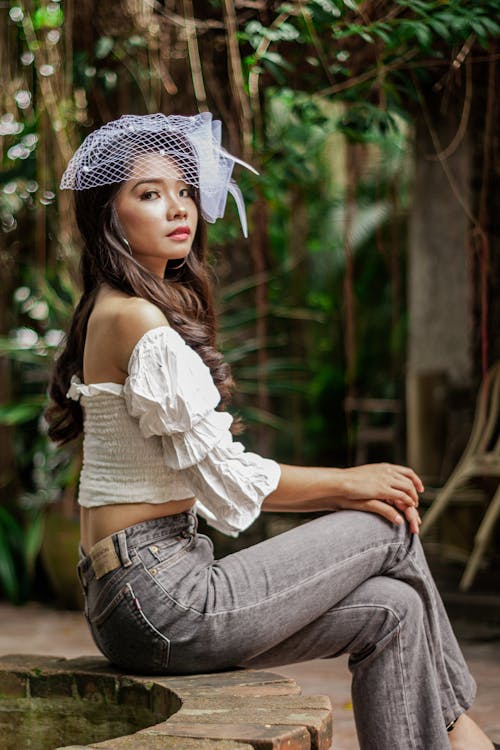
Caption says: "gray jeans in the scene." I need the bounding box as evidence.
[77,510,476,749]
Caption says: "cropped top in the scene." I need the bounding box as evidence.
[66,325,281,536]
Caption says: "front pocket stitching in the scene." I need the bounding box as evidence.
[149,538,195,570]
[153,543,193,571]
[142,536,195,572]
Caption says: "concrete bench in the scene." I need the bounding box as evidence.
[0,654,332,750]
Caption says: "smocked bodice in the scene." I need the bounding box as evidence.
[67,326,280,536]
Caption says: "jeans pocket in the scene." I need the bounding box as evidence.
[89,581,171,674]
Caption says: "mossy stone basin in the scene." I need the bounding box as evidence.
[0,654,332,750]
[0,655,179,750]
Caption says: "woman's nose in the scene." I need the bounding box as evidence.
[167,195,188,221]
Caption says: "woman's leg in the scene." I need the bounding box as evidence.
[92,510,476,748]
[241,575,463,749]
[213,512,474,749]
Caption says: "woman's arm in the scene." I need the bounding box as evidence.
[113,298,423,533]
[262,462,423,533]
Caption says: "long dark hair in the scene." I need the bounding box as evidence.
[46,161,236,445]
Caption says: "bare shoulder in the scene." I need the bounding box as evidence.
[114,295,168,331]
[85,289,169,378]
[113,297,169,370]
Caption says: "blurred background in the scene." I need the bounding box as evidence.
[0,0,499,614]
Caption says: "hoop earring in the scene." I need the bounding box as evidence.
[111,204,132,255]
[120,234,132,255]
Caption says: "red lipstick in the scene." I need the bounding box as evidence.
[168,226,191,240]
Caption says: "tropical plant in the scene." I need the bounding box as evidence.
[0,0,498,581]
[0,505,44,604]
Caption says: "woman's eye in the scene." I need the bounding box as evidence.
[180,187,195,199]
[140,190,160,200]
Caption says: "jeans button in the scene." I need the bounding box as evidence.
[150,544,159,553]
[150,567,158,576]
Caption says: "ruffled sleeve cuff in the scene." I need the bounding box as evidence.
[160,409,234,470]
[191,449,281,537]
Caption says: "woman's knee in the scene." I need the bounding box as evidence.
[345,577,424,661]
[354,576,424,634]
[324,509,412,548]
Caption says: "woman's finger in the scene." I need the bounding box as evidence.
[365,499,406,526]
[381,488,417,507]
[389,478,419,505]
[393,496,416,512]
[403,505,421,535]
[342,498,404,526]
[390,464,425,493]
[368,500,421,534]
[340,496,422,534]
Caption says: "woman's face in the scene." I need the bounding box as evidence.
[113,153,199,277]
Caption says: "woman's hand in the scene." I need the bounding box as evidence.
[336,496,422,534]
[341,463,423,505]
[335,463,424,534]
[262,462,423,533]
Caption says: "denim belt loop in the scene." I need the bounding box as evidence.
[117,530,132,567]
[76,560,88,593]
[189,509,198,535]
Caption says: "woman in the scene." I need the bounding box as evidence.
[46,112,496,750]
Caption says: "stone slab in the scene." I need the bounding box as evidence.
[150,670,299,692]
[169,694,332,750]
[87,737,253,749]
[0,671,28,698]
[177,694,332,712]
[0,654,68,670]
[196,683,302,698]
[29,671,76,698]
[143,721,311,749]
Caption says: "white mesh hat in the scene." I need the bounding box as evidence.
[60,112,257,237]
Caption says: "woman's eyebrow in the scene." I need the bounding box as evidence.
[131,178,164,189]
[131,176,186,190]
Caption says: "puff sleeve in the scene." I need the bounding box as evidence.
[123,326,281,536]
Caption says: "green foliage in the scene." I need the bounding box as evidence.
[0,506,44,604]
[0,270,80,523]
[243,1,500,132]
[245,19,301,45]
[309,0,500,51]
[251,83,411,461]
[0,396,46,425]
[336,104,403,142]
[0,0,497,581]
[32,3,63,29]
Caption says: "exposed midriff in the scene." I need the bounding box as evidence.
[80,497,195,554]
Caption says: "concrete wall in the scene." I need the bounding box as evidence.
[407,96,473,480]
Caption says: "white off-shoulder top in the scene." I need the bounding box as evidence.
[66,325,281,536]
